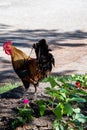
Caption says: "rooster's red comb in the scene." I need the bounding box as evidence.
[3,41,12,47]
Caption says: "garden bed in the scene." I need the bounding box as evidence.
[0,75,87,130]
[0,87,54,130]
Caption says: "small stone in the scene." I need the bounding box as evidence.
[40,127,49,130]
[48,121,53,129]
[32,125,39,130]
[16,127,24,130]
[23,125,31,130]
[23,124,38,130]
[32,118,48,127]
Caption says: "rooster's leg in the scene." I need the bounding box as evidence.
[23,77,39,92]
[22,80,30,90]
[34,82,38,93]
[33,83,38,100]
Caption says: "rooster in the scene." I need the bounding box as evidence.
[3,39,55,93]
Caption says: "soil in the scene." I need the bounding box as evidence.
[0,84,55,130]
[0,84,87,130]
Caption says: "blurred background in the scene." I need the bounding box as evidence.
[0,0,87,31]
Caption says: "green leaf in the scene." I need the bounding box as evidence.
[59,124,64,130]
[36,100,46,116]
[74,113,87,123]
[17,117,25,123]
[49,77,59,87]
[53,105,62,119]
[45,87,60,99]
[68,97,86,103]
[53,120,60,130]
[60,93,66,99]
[39,105,46,116]
[54,126,60,130]
[73,108,81,113]
[78,126,83,130]
[64,103,73,115]
[77,89,87,96]
[43,76,59,87]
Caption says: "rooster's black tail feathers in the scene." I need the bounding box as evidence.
[33,39,55,72]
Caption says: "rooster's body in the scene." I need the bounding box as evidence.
[3,39,55,92]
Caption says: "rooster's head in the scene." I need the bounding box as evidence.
[3,41,12,55]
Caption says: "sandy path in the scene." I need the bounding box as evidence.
[0,0,87,84]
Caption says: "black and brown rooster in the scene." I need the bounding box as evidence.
[3,39,55,92]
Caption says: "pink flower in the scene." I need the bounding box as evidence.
[23,99,29,104]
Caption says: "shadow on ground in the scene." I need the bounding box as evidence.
[0,24,87,48]
[0,86,25,99]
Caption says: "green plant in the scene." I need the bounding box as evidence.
[70,74,87,88]
[0,83,21,94]
[37,75,87,130]
[10,99,33,129]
